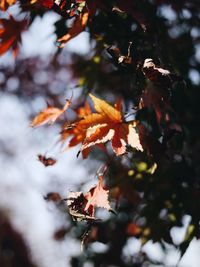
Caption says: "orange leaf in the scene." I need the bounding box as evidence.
[75,102,91,118]
[64,125,87,147]
[81,124,114,150]
[57,10,89,47]
[60,103,93,149]
[81,94,143,156]
[0,16,27,57]
[0,0,16,11]
[60,94,143,157]
[31,99,71,127]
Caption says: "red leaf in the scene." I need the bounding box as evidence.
[30,0,54,8]
[41,0,54,8]
[0,16,27,57]
[61,94,143,157]
[142,58,173,87]
[37,154,57,167]
[126,223,141,236]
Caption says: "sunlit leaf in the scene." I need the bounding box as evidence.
[84,175,111,216]
[31,99,71,127]
[0,0,16,11]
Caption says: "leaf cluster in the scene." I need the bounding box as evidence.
[0,0,200,266]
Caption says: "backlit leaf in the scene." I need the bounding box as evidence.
[57,10,89,47]
[84,175,111,216]
[0,0,16,11]
[0,16,27,57]
[31,99,71,127]
[61,94,143,157]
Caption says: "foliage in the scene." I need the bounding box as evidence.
[0,0,200,266]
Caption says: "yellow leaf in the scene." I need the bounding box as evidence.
[89,94,122,122]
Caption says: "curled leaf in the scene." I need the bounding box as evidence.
[38,154,57,167]
[44,192,62,202]
[66,174,111,221]
[66,192,98,221]
[142,58,173,86]
[57,10,89,47]
[31,98,71,127]
[84,175,111,216]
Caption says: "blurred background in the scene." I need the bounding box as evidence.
[0,1,200,267]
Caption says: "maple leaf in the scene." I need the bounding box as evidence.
[0,16,27,57]
[57,9,89,47]
[66,191,98,221]
[60,102,106,157]
[66,174,111,220]
[0,0,16,11]
[80,94,143,156]
[60,102,92,148]
[61,121,106,159]
[84,175,111,216]
[61,95,143,157]
[31,98,71,127]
